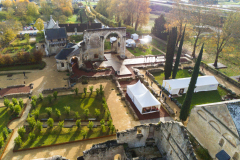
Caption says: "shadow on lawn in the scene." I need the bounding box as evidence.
[69,129,81,142]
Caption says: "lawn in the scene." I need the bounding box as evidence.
[31,92,110,121]
[66,15,81,23]
[152,69,199,85]
[175,87,227,108]
[15,126,115,150]
[127,46,163,56]
[0,61,46,71]
[151,39,167,53]
[11,38,28,45]
[104,41,111,50]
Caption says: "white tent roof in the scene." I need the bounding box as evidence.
[127,80,148,96]
[143,35,152,39]
[135,91,160,108]
[163,76,219,90]
[131,33,138,36]
[110,37,117,43]
[126,39,136,44]
[139,39,149,44]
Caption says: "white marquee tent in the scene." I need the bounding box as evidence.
[143,35,152,42]
[162,76,219,95]
[110,37,117,43]
[126,39,136,48]
[131,33,139,40]
[127,80,161,114]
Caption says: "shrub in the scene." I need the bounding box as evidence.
[12,98,18,105]
[107,119,113,128]
[25,45,31,51]
[27,116,36,130]
[74,88,79,95]
[29,132,35,141]
[14,136,22,147]
[3,128,8,140]
[75,112,80,119]
[47,118,54,128]
[106,111,111,120]
[32,95,38,102]
[53,91,58,100]
[2,54,13,65]
[45,107,52,117]
[31,100,36,108]
[19,98,24,108]
[33,50,43,62]
[4,98,10,108]
[38,93,43,101]
[100,119,105,126]
[89,86,94,95]
[18,127,26,139]
[101,124,106,132]
[76,119,81,128]
[55,108,61,119]
[83,87,87,95]
[32,110,39,119]
[0,137,4,148]
[103,103,108,111]
[58,121,64,130]
[64,106,70,115]
[88,121,94,130]
[14,105,21,115]
[110,125,115,133]
[96,88,100,96]
[36,120,43,131]
[95,108,100,118]
[9,103,14,112]
[47,95,52,103]
[81,129,87,138]
[84,108,89,118]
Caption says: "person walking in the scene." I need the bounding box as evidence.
[169,94,172,101]
[23,72,25,76]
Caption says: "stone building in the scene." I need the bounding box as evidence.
[79,122,197,160]
[187,100,240,159]
[55,27,126,71]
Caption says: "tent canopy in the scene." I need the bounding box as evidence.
[110,37,117,43]
[139,39,149,44]
[131,33,139,40]
[127,80,148,98]
[163,76,218,90]
[143,35,152,42]
[126,39,135,44]
[135,91,160,108]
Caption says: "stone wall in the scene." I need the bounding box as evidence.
[187,102,240,158]
[82,140,127,160]
[42,87,72,94]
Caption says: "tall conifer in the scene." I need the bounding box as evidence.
[172,26,186,79]
[164,27,177,80]
[179,44,204,121]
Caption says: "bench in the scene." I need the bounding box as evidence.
[41,119,48,121]
[88,118,97,121]
[64,125,73,128]
[42,125,48,128]
[184,54,193,60]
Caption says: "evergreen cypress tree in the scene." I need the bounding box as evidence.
[172,26,186,79]
[151,14,168,40]
[164,27,177,80]
[179,44,204,121]
[80,11,83,23]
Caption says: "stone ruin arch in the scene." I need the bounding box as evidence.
[83,27,126,60]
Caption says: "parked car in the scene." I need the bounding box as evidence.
[29,26,33,30]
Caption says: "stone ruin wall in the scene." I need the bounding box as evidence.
[117,122,197,160]
[82,140,127,160]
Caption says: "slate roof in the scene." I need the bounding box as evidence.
[227,101,240,136]
[59,23,102,32]
[45,28,67,40]
[55,48,74,60]
[216,150,230,160]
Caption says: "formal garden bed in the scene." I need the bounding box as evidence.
[127,45,164,56]
[68,35,83,43]
[14,125,116,151]
[1,44,35,56]
[0,98,27,156]
[29,86,112,121]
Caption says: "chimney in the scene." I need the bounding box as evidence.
[56,21,58,26]
[50,15,52,20]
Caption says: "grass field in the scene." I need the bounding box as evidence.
[0,61,46,71]
[152,69,199,85]
[32,93,110,121]
[175,87,227,108]
[66,15,81,23]
[127,46,163,56]
[15,126,114,150]
[69,35,83,43]
[104,41,111,50]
